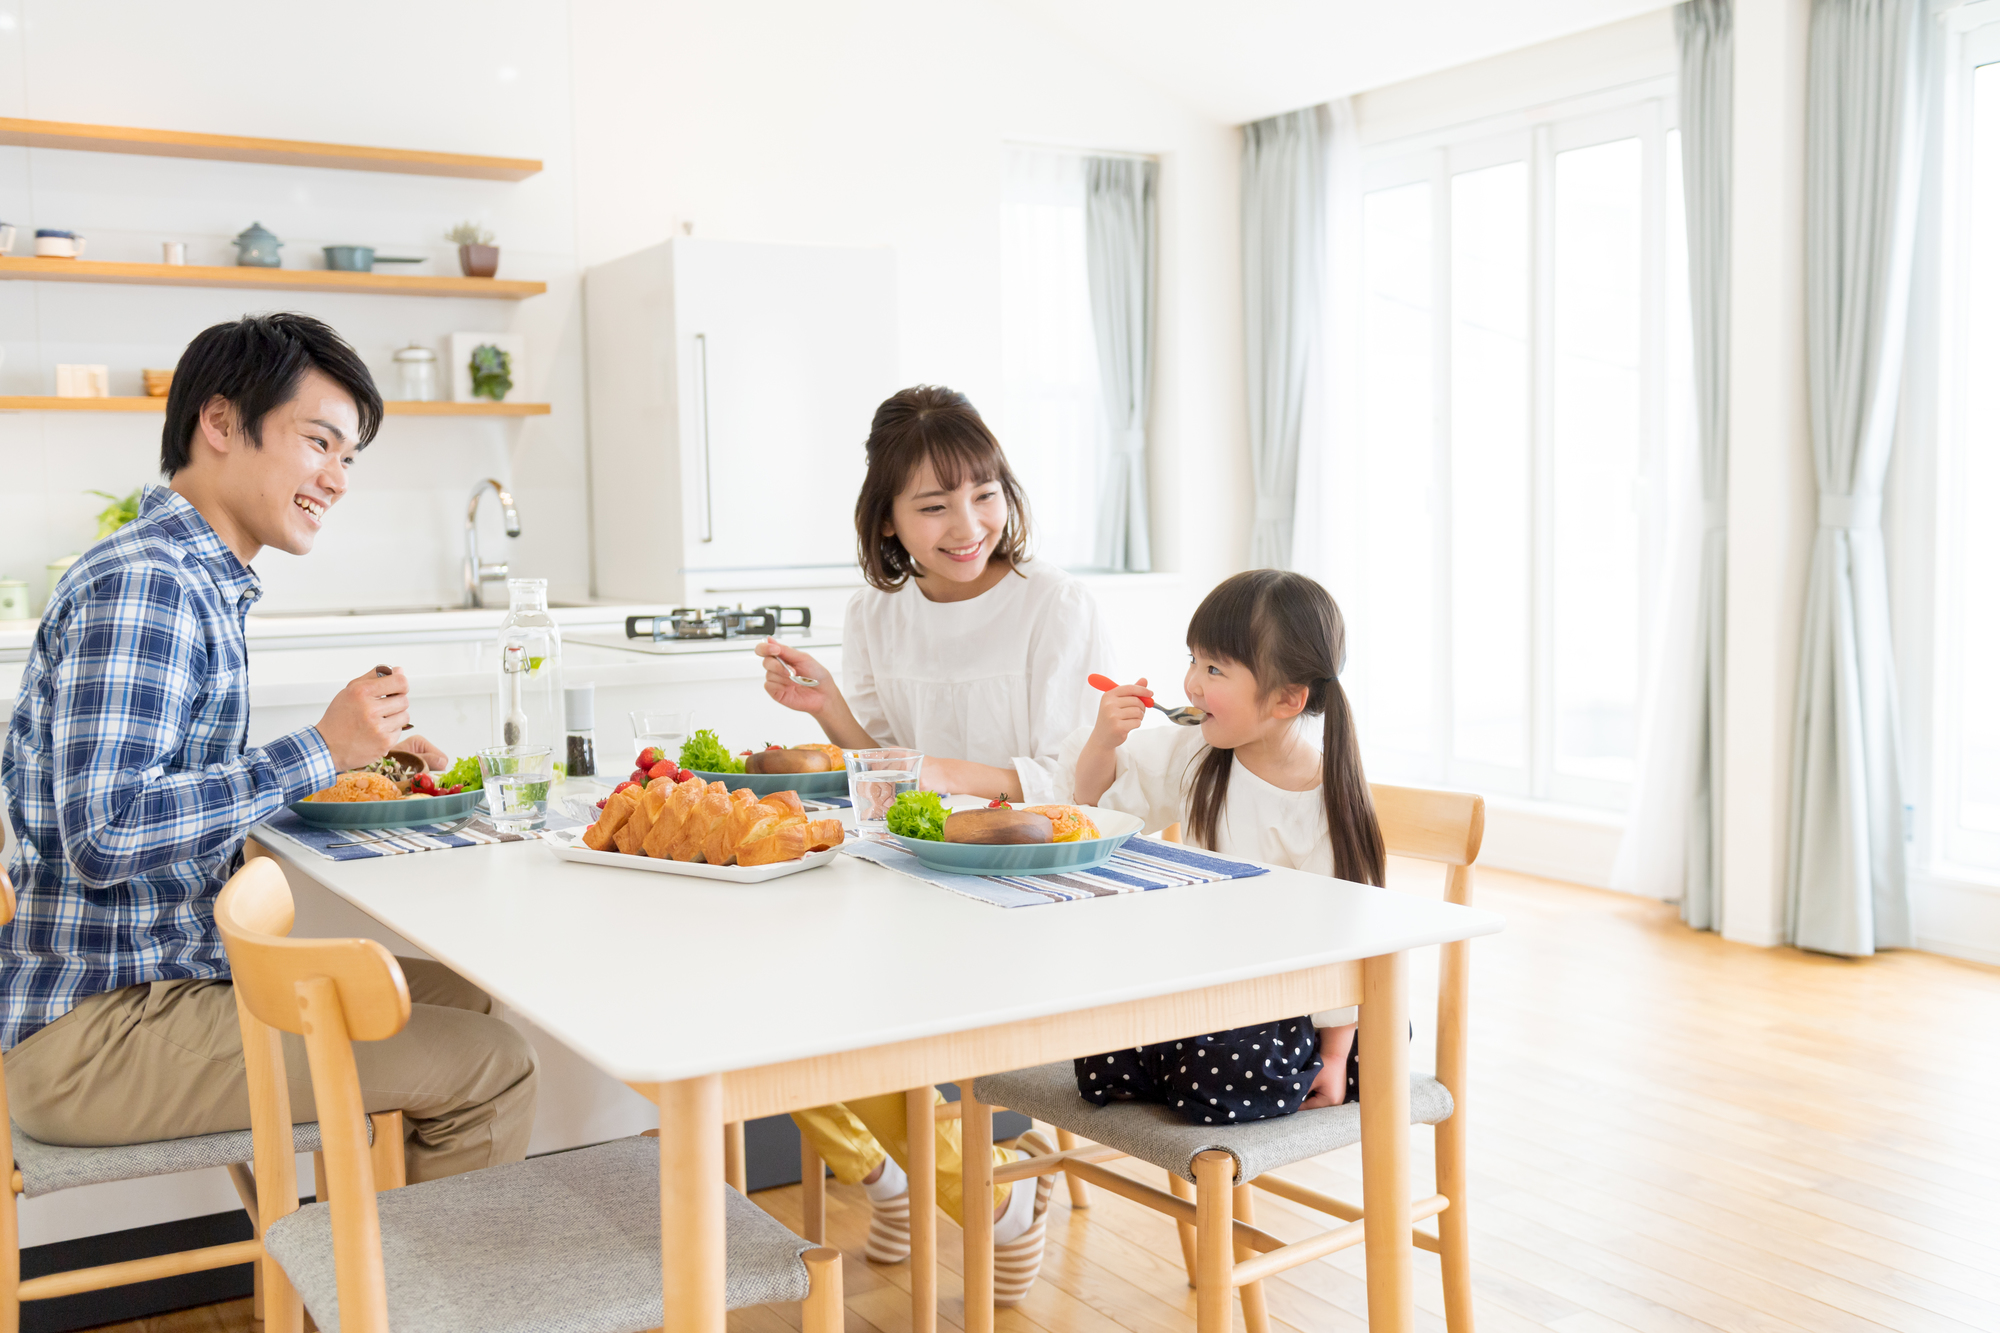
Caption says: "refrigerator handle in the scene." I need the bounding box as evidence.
[694,332,714,543]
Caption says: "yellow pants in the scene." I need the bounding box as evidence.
[791,1090,1011,1226]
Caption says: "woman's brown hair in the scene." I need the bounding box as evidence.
[1181,570,1385,887]
[854,386,1033,592]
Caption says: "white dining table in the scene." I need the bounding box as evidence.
[253,828,1504,1333]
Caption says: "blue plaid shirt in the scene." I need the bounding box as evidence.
[0,486,336,1049]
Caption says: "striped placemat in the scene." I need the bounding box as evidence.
[839,836,1269,908]
[258,808,530,861]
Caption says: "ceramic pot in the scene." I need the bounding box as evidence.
[233,222,283,268]
[324,245,375,272]
[34,230,84,259]
[458,243,499,278]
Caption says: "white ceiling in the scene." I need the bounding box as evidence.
[996,0,1675,125]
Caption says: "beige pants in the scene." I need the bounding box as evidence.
[3,960,537,1184]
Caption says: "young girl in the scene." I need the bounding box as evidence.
[1063,569,1386,1122]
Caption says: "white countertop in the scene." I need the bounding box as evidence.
[255,832,1505,1086]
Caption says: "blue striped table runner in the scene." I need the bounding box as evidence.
[840,836,1268,908]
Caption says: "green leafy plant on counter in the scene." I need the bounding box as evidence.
[88,489,141,541]
[438,755,484,791]
[468,344,513,401]
[445,221,496,246]
[678,728,744,774]
[885,790,948,842]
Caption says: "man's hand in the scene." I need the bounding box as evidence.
[397,733,450,771]
[314,667,411,771]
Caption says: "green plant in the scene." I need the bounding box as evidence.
[445,221,496,246]
[88,488,141,541]
[468,344,514,401]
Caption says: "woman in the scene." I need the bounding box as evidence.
[754,385,1114,1302]
[757,385,1113,805]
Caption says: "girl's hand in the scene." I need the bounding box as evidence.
[1089,677,1151,750]
[756,638,834,715]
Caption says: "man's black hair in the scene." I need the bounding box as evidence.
[160,313,383,477]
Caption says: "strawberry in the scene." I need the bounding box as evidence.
[613,780,639,795]
[648,760,674,779]
[630,768,647,784]
[595,797,608,809]
[636,747,664,770]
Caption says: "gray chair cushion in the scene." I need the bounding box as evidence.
[973,1061,1453,1185]
[263,1135,811,1333]
[12,1120,333,1198]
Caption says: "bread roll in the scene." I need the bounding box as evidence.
[642,776,709,859]
[667,783,736,861]
[745,747,835,775]
[943,809,1055,845]
[584,788,638,851]
[615,783,671,856]
[736,816,845,867]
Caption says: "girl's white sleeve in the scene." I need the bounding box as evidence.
[1012,578,1118,804]
[1045,722,1204,834]
[838,590,896,747]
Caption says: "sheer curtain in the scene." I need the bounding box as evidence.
[1786,0,1930,955]
[1289,99,1359,583]
[1002,148,1101,569]
[1613,0,1731,914]
[1084,157,1157,573]
[1242,105,1331,569]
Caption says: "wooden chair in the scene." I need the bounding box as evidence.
[963,785,1483,1333]
[215,855,844,1333]
[0,853,401,1332]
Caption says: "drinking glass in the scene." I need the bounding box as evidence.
[844,748,924,830]
[628,710,690,768]
[478,745,553,831]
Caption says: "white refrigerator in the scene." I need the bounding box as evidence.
[584,237,899,611]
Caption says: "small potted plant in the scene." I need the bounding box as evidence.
[447,221,499,278]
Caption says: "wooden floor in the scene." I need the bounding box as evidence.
[88,866,2000,1333]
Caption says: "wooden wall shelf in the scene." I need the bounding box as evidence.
[0,397,551,417]
[0,256,544,300]
[0,117,540,181]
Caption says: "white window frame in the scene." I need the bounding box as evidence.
[1343,78,1680,813]
[1926,11,2000,878]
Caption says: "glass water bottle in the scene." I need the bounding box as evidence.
[495,578,565,771]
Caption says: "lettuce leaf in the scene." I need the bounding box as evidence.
[438,755,483,791]
[886,790,948,841]
[679,728,745,775]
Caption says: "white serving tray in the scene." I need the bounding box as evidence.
[540,827,840,883]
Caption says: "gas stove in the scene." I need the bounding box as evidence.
[623,605,812,642]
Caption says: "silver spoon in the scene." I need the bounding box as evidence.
[763,638,819,688]
[1087,675,1206,727]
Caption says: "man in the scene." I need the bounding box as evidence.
[0,314,535,1182]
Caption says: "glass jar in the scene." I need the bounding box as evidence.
[495,579,564,767]
[392,342,437,402]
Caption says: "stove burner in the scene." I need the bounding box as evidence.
[624,605,811,642]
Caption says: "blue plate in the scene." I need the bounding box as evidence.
[690,769,849,799]
[888,807,1144,876]
[287,788,485,830]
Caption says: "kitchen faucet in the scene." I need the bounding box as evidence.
[464,478,521,608]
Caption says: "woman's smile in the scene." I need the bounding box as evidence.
[939,539,987,563]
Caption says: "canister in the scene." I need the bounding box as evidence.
[0,579,29,620]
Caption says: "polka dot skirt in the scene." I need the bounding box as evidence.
[1073,1017,1324,1126]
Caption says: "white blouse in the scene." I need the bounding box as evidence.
[840,560,1114,805]
[1048,722,1358,1028]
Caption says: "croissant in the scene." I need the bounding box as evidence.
[704,792,784,866]
[668,783,740,862]
[584,788,640,851]
[737,816,845,867]
[643,776,710,859]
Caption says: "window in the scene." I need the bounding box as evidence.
[1341,99,1691,810]
[1935,24,2000,872]
[1000,148,1102,570]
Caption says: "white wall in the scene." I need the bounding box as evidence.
[565,0,1248,676]
[0,0,591,612]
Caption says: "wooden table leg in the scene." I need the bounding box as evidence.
[962,1092,995,1333]
[723,1120,747,1195]
[906,1087,937,1333]
[659,1075,725,1333]
[1360,950,1413,1333]
[800,1136,826,1245]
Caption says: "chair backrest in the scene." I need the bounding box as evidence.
[216,855,413,1333]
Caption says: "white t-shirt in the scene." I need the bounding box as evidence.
[1049,722,1358,1027]
[840,560,1114,805]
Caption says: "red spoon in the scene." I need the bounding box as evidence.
[1087,674,1206,726]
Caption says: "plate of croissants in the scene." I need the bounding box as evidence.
[546,775,847,882]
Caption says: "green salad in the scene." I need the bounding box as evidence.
[678,728,745,775]
[438,755,483,791]
[885,790,948,841]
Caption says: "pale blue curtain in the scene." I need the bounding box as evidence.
[1085,156,1157,573]
[1678,0,1732,931]
[1242,105,1329,569]
[1787,0,1930,955]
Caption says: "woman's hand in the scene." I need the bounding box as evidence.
[918,757,1023,802]
[756,638,835,715]
[397,734,451,771]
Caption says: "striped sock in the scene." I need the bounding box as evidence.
[864,1189,912,1264]
[994,1132,1057,1307]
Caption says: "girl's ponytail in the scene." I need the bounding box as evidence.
[1184,569,1384,884]
[1320,675,1385,888]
